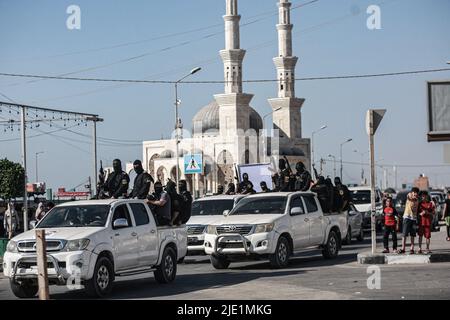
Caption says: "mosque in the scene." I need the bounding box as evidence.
[142,0,311,196]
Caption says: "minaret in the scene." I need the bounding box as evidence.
[268,0,305,139]
[215,0,253,137]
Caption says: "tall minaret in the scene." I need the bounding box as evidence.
[215,0,253,137]
[268,0,305,139]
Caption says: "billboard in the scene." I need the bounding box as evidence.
[428,81,450,141]
[237,163,274,192]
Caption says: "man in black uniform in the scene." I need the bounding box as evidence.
[273,158,292,192]
[311,176,331,213]
[105,159,130,199]
[214,185,224,195]
[238,173,253,194]
[130,160,154,199]
[177,180,193,225]
[334,177,351,212]
[225,183,236,195]
[293,161,312,191]
[260,181,271,193]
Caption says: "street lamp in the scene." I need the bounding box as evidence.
[311,125,327,173]
[327,154,337,178]
[339,138,353,181]
[174,67,202,192]
[35,151,44,182]
[262,107,282,163]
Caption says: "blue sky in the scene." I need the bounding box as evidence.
[1,0,450,191]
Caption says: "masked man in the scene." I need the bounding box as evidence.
[130,160,154,199]
[105,159,130,199]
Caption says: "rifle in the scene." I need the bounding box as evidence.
[234,164,241,184]
[96,160,106,199]
[312,163,320,181]
[283,156,293,175]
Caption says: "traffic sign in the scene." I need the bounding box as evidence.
[184,154,203,174]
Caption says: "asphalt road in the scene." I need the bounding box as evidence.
[1,231,450,300]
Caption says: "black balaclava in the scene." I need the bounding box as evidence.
[227,183,235,193]
[178,180,187,193]
[154,182,163,195]
[246,182,254,192]
[133,160,144,175]
[217,185,224,194]
[165,180,176,194]
[260,181,268,190]
[243,173,249,182]
[296,161,305,173]
[325,178,333,187]
[318,176,325,184]
[113,159,122,173]
[279,158,286,170]
[334,177,342,186]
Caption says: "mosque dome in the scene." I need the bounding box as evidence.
[191,100,263,135]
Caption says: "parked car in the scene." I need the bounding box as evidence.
[187,195,246,255]
[3,199,187,298]
[342,204,365,244]
[349,186,384,231]
[203,192,347,269]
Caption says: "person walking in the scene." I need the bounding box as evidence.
[4,202,20,239]
[400,187,419,254]
[382,197,399,253]
[417,192,435,254]
[443,191,450,241]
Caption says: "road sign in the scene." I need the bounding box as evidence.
[184,154,203,174]
[366,109,386,136]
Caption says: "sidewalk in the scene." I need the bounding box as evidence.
[358,223,450,264]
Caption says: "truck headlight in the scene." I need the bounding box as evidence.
[65,239,90,251]
[206,225,217,234]
[254,223,274,233]
[6,240,17,253]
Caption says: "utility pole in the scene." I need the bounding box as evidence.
[21,107,28,232]
[35,151,44,182]
[311,125,327,173]
[328,154,337,178]
[366,109,386,255]
[86,116,104,198]
[340,138,353,181]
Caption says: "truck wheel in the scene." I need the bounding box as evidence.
[357,227,364,242]
[269,236,290,269]
[342,227,352,245]
[210,255,230,269]
[10,280,38,298]
[85,256,114,298]
[154,247,177,284]
[322,231,339,259]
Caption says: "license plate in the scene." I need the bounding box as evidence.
[188,237,198,243]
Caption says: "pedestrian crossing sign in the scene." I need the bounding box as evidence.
[184,154,203,174]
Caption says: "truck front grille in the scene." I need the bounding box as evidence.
[187,225,206,235]
[17,240,66,253]
[216,225,253,235]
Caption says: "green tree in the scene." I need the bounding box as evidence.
[0,158,25,200]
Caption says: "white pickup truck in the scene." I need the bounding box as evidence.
[2,199,187,298]
[187,195,246,255]
[204,192,347,269]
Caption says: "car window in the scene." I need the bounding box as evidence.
[302,195,318,213]
[38,205,109,228]
[289,197,305,215]
[129,203,150,226]
[112,204,133,228]
[192,199,235,216]
[231,197,287,215]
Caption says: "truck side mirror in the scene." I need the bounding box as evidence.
[290,207,304,215]
[113,218,129,229]
[223,210,230,217]
[29,220,37,229]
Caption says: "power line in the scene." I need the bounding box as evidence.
[1,67,449,84]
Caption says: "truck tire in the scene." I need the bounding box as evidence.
[154,246,177,284]
[85,256,114,298]
[269,236,290,269]
[210,255,230,270]
[342,227,352,245]
[357,227,364,242]
[10,280,38,298]
[322,230,339,259]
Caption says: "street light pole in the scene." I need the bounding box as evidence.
[339,138,353,181]
[311,125,327,173]
[35,151,44,182]
[174,67,201,192]
[328,154,336,178]
[262,107,282,163]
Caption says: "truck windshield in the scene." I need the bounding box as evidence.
[38,205,110,228]
[351,190,380,204]
[231,197,287,215]
[191,199,235,216]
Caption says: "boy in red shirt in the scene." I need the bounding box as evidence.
[382,197,399,253]
[418,192,435,254]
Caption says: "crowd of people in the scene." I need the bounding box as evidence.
[215,159,352,214]
[96,158,192,227]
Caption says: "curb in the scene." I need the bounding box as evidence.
[357,251,450,265]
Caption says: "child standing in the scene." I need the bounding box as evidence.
[382,197,398,253]
[418,192,435,254]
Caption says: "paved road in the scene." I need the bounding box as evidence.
[1,230,449,300]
